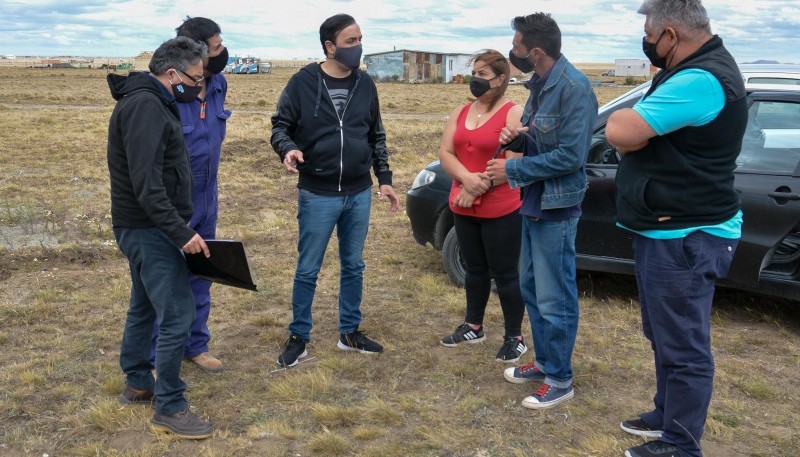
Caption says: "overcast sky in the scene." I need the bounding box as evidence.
[2,0,798,64]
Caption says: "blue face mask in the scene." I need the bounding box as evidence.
[334,44,363,71]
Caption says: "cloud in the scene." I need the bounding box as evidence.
[1,0,797,64]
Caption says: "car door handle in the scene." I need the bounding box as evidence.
[767,191,800,200]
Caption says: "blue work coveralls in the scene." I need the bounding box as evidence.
[151,72,231,360]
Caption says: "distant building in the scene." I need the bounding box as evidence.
[614,58,652,77]
[364,49,476,83]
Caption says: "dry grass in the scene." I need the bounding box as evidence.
[0,66,798,456]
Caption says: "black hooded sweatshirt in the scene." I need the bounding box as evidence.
[106,72,196,247]
[270,63,392,195]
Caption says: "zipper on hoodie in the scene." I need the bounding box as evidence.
[322,76,358,192]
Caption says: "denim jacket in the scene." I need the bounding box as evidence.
[506,55,598,210]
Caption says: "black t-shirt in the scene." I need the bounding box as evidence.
[322,70,355,117]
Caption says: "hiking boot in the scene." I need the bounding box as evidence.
[118,385,154,406]
[624,440,678,457]
[151,408,213,439]
[188,352,223,372]
[520,383,574,409]
[495,336,528,362]
[440,323,485,347]
[621,418,664,439]
[503,360,545,384]
[337,329,384,353]
[277,333,308,368]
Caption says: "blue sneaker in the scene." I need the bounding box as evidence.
[503,360,545,384]
[521,383,574,409]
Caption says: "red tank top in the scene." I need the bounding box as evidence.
[449,101,522,218]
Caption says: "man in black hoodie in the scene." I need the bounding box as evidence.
[271,14,399,368]
[107,36,213,439]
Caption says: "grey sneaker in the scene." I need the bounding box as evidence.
[440,323,485,347]
[151,408,213,439]
[621,418,664,439]
[118,385,154,406]
[520,383,574,409]
[503,360,545,384]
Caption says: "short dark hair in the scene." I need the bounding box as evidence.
[149,36,207,75]
[512,13,562,59]
[175,16,221,44]
[319,14,356,55]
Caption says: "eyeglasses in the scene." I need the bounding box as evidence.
[176,69,204,85]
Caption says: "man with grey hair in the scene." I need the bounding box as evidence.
[107,36,214,439]
[606,1,747,456]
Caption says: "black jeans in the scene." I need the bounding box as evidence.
[453,211,524,336]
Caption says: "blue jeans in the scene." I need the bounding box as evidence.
[114,227,195,416]
[633,231,737,457]
[290,188,371,341]
[519,216,579,388]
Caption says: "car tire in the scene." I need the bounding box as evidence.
[442,226,466,288]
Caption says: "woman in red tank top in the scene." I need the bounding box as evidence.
[438,50,528,363]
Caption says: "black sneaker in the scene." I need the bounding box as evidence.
[440,323,485,347]
[337,329,383,353]
[277,333,308,367]
[118,385,154,406]
[620,418,664,439]
[624,440,678,457]
[495,336,528,362]
[151,408,213,439]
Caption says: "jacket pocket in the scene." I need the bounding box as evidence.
[341,136,372,180]
[533,114,559,151]
[216,109,232,142]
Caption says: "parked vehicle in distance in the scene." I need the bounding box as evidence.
[230,57,260,74]
[406,64,800,302]
[601,69,615,76]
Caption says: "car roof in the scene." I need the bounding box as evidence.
[598,63,800,113]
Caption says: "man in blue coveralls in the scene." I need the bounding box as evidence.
[152,16,232,372]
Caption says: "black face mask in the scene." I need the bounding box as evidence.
[170,71,202,103]
[334,44,363,71]
[508,49,535,74]
[469,75,498,98]
[642,30,667,69]
[206,47,229,74]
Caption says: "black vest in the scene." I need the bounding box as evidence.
[616,35,748,231]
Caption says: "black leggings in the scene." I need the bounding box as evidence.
[453,211,524,337]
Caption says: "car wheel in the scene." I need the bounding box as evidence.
[442,226,466,288]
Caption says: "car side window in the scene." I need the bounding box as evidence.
[737,100,800,174]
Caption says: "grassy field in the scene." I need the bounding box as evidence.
[0,66,798,457]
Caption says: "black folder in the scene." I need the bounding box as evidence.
[185,240,258,291]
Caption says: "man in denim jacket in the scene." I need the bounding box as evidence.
[486,12,598,409]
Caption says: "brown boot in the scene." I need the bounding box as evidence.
[119,385,154,406]
[188,352,223,372]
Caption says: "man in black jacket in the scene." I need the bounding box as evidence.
[107,36,213,439]
[606,1,747,456]
[271,13,399,368]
